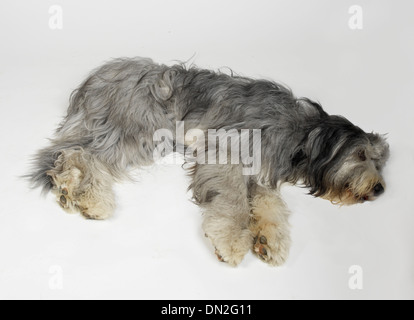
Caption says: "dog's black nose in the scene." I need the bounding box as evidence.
[373,183,384,196]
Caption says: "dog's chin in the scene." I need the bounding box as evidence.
[321,189,379,206]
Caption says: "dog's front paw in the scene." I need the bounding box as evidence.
[206,228,252,267]
[252,223,291,266]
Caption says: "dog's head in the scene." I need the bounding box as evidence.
[301,116,389,205]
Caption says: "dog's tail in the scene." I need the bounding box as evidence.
[25,138,91,195]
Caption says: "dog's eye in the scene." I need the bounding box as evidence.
[357,149,367,161]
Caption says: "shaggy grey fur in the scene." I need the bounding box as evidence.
[27,57,389,266]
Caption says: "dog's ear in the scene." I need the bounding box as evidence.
[367,132,390,167]
[303,126,342,196]
[305,127,344,164]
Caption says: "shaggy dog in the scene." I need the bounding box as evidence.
[28,57,389,266]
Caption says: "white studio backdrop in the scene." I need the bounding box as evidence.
[0,0,413,299]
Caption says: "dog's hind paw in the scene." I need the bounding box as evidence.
[53,171,82,213]
[79,204,111,220]
[58,186,70,208]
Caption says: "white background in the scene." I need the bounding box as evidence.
[0,0,413,300]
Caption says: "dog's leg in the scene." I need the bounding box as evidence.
[191,164,253,266]
[249,186,291,266]
[47,149,115,220]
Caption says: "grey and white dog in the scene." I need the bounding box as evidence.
[28,57,389,266]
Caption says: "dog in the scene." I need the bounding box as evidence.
[27,57,389,266]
